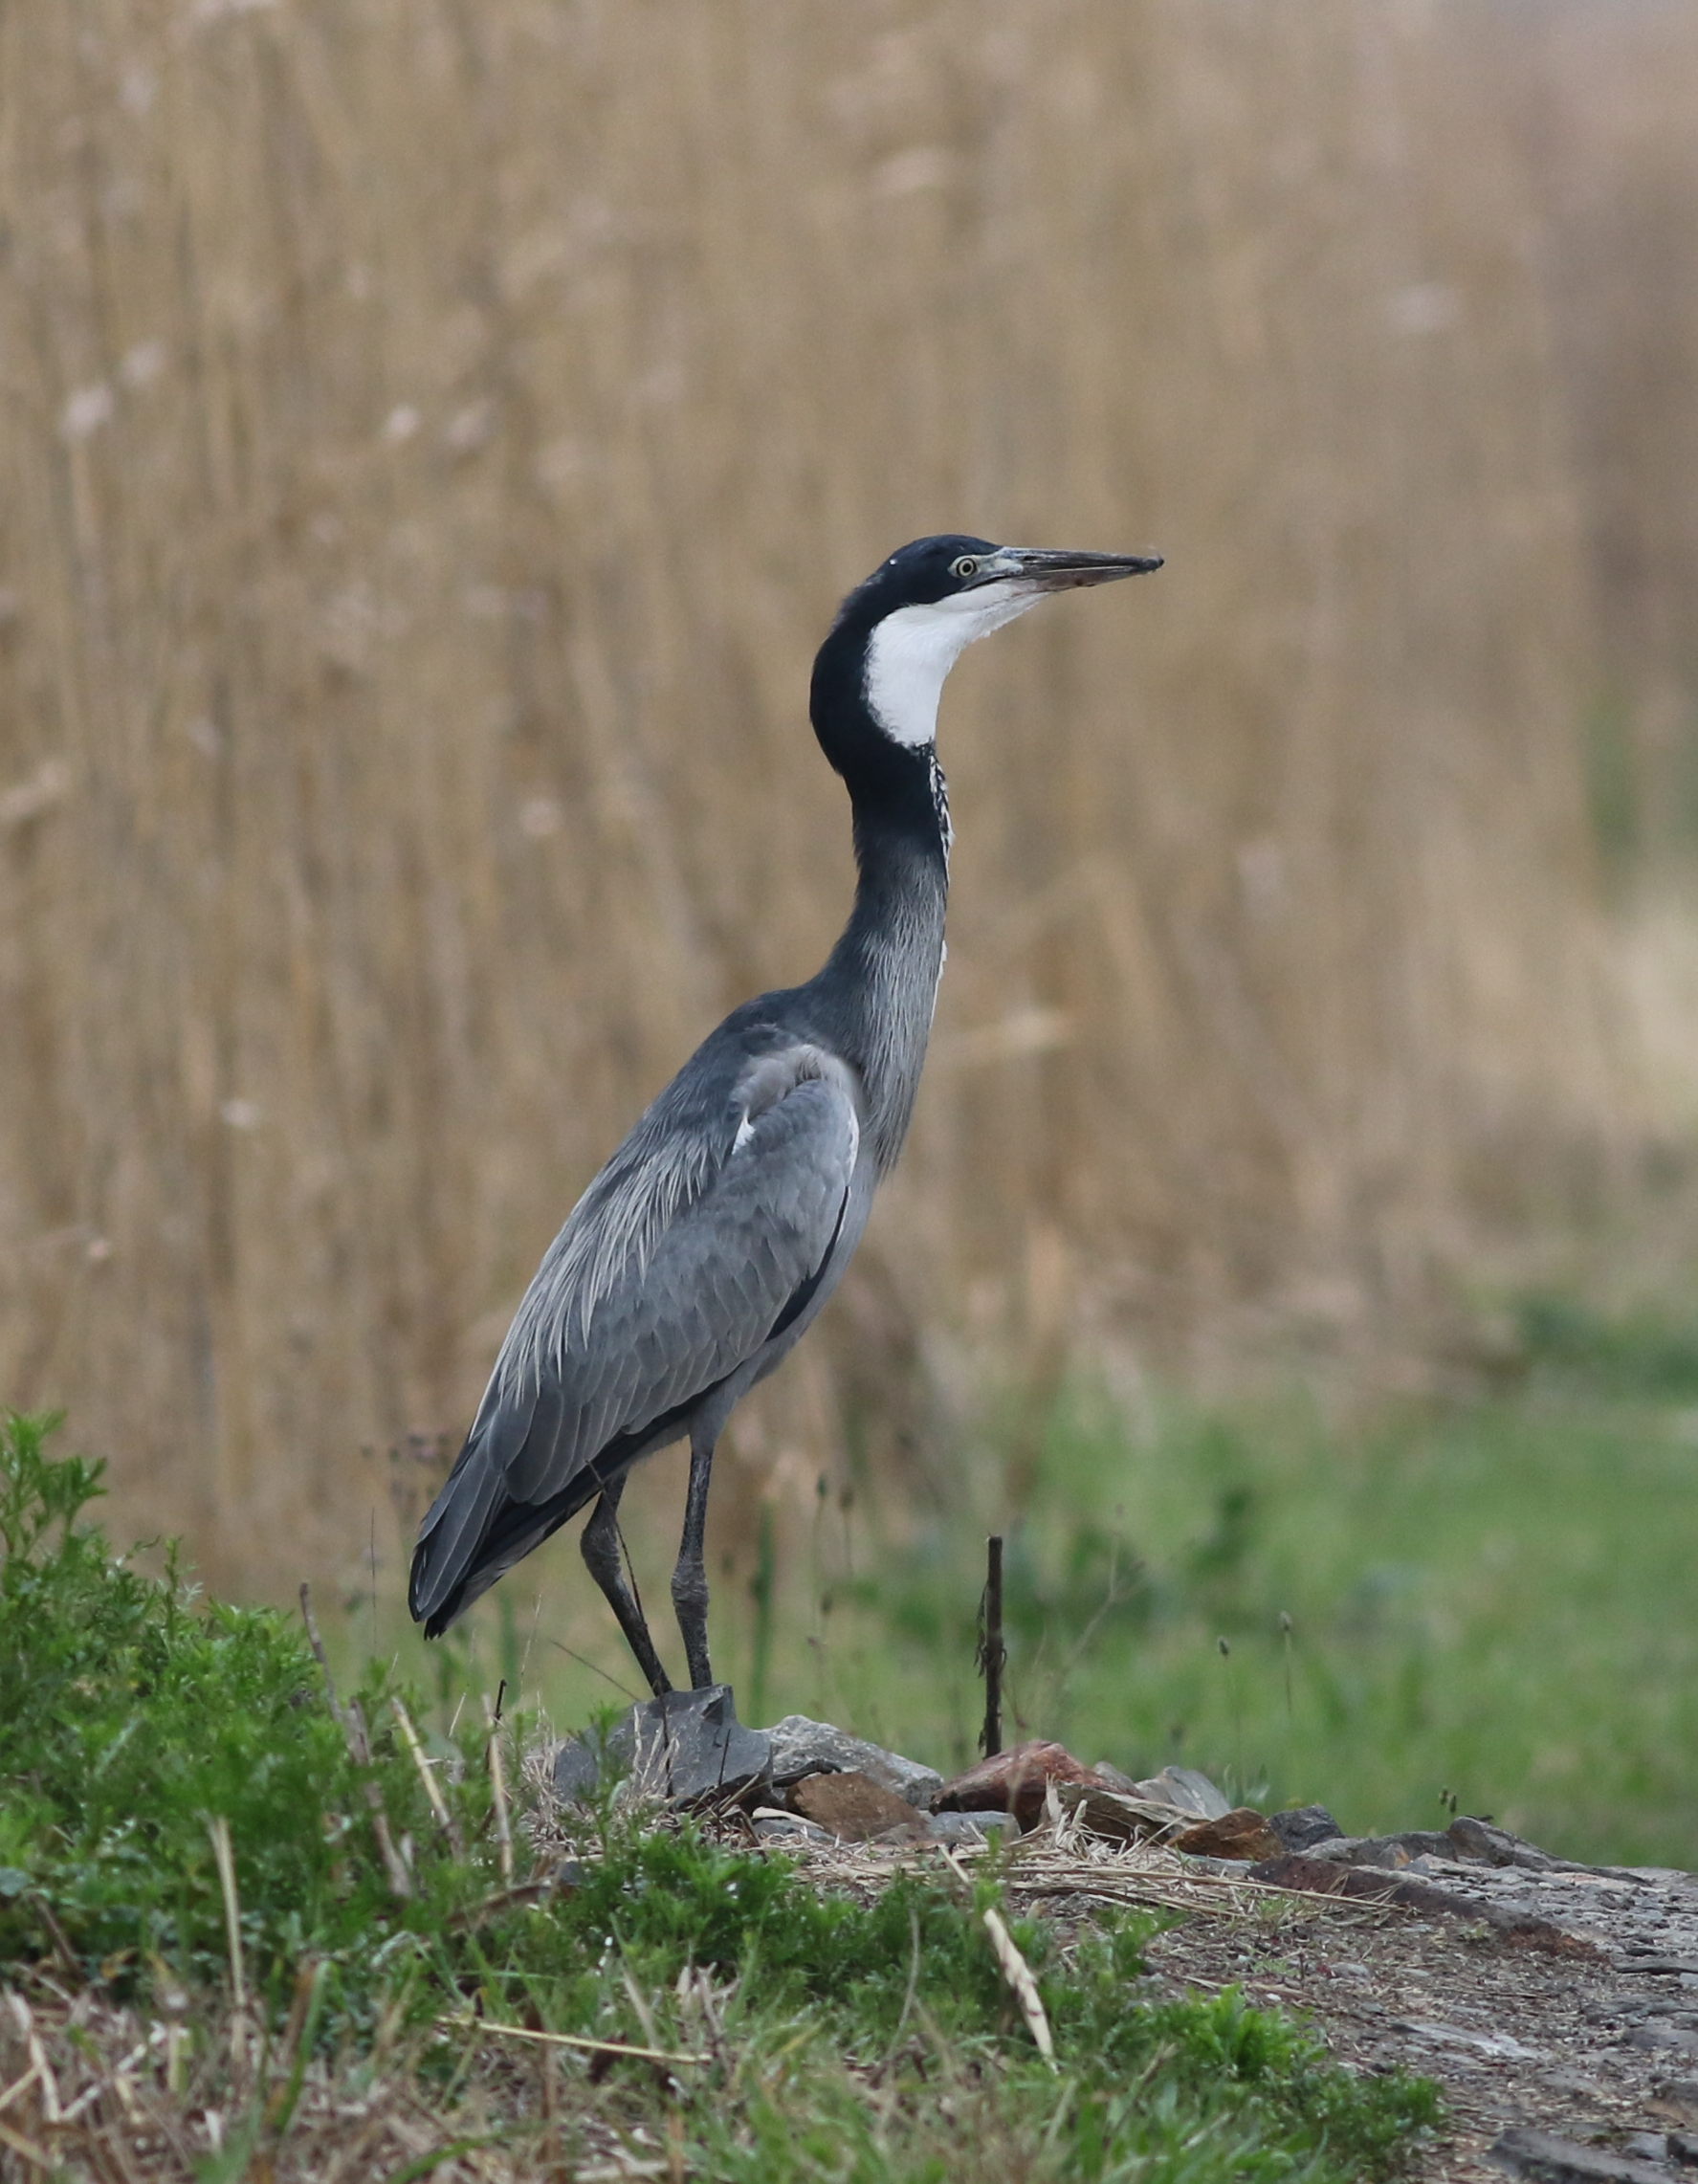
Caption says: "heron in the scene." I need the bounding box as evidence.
[408,535,1162,1693]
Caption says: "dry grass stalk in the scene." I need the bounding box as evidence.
[392,1694,464,1858]
[206,1817,246,2018]
[981,1906,1056,2067]
[437,2015,707,2071]
[484,1699,515,1890]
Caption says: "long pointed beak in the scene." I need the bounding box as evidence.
[989,546,1164,591]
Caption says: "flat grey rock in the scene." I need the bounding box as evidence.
[554,1684,771,1807]
[1304,1830,1459,1869]
[1449,1816,1561,1871]
[928,1810,1019,1844]
[751,1809,831,1842]
[1123,1765,1232,1820]
[762,1714,942,1808]
[1629,2025,1698,2056]
[1489,2126,1673,2182]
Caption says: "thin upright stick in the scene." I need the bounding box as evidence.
[979,1533,1005,1758]
[484,1697,515,1887]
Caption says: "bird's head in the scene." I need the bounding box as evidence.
[814,534,1162,756]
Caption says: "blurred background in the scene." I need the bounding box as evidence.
[4,0,1697,1857]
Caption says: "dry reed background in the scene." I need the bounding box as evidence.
[1,0,1693,1598]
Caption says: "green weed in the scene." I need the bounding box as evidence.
[0,1411,1437,2181]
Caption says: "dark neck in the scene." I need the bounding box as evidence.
[808,630,951,1171]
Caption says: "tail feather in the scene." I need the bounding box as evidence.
[407,1386,601,1636]
[408,1431,507,1635]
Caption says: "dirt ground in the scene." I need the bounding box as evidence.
[1113,1857,1698,2181]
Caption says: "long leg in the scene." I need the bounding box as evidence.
[672,1423,718,1691]
[581,1474,673,1697]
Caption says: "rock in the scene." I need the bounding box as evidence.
[763,1715,943,1808]
[1246,1853,1597,1954]
[1055,1783,1185,1845]
[1489,2126,1673,2182]
[1630,2026,1698,2057]
[1447,1815,1560,1870]
[1392,2019,1541,2062]
[750,1809,831,1843]
[790,1770,925,1842]
[928,1810,1019,1845]
[1126,1766,1232,1820]
[1302,1830,1458,1869]
[1269,1804,1342,1852]
[934,1740,1111,1830]
[1621,2137,1668,2165]
[553,1684,771,1808]
[1660,2079,1698,2121]
[1172,1807,1286,1863]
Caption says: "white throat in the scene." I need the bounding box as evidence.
[862,586,1045,747]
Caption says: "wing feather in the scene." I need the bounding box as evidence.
[409,1040,863,1629]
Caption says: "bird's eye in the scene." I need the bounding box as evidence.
[950,556,980,580]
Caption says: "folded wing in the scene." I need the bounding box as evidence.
[408,1041,862,1632]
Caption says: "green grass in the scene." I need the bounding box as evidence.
[476,1311,1698,1871]
[0,1412,1438,2182]
[869,1379,1698,1866]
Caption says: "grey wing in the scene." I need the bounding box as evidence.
[409,1043,864,1632]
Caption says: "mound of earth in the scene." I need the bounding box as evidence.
[550,1691,1698,2180]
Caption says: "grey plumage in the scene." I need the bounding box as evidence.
[408,534,1159,1690]
[410,1024,871,1635]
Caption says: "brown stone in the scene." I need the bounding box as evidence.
[1054,1783,1177,1845]
[1171,1806,1286,1863]
[788,1770,925,1842]
[934,1740,1108,1830]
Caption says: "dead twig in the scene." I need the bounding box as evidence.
[436,2016,707,2069]
[978,1534,1005,1759]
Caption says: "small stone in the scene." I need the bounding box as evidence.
[1270,1805,1342,1852]
[934,1740,1109,1830]
[763,1715,943,1808]
[1172,1807,1286,1863]
[1125,1765,1232,1820]
[552,1684,771,1808]
[751,1809,831,1842]
[928,1810,1018,1845]
[790,1770,925,1842]
[1489,2126,1673,2183]
[1621,2138,1668,2165]
[1669,2131,1698,2167]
